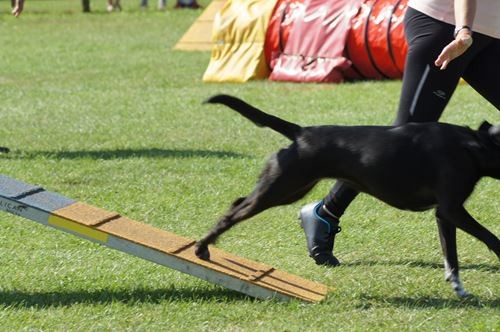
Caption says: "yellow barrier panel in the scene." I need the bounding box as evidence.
[202,0,278,82]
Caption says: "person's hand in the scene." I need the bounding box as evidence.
[12,0,25,17]
[434,29,473,70]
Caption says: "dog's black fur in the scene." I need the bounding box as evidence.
[195,94,500,297]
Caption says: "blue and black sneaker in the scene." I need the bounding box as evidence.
[299,201,341,266]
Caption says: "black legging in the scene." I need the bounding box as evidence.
[323,7,500,218]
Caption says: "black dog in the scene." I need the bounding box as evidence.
[195,94,500,297]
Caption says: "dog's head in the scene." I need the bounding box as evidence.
[473,121,500,179]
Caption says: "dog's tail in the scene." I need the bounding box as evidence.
[204,94,302,141]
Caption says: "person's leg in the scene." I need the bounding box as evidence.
[157,0,166,10]
[395,8,462,124]
[395,9,495,124]
[322,182,359,218]
[299,181,357,266]
[461,38,500,110]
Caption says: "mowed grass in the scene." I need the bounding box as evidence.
[0,1,499,330]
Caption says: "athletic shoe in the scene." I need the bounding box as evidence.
[299,201,341,266]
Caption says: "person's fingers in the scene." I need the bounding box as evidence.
[436,35,473,70]
[434,45,452,69]
[439,59,450,70]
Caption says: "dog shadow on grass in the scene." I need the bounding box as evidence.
[357,293,499,309]
[341,259,499,309]
[0,286,251,308]
[4,148,249,160]
[342,259,499,273]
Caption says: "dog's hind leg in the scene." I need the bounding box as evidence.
[195,174,318,260]
[195,196,260,260]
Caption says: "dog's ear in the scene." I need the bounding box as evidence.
[478,121,492,131]
[488,125,500,143]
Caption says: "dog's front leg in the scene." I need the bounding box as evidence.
[438,205,500,258]
[436,204,500,297]
[435,212,468,297]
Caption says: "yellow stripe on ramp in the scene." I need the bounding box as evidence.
[48,215,109,242]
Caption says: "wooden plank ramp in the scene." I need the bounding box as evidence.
[0,174,328,302]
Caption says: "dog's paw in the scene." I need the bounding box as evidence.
[0,147,10,154]
[195,243,211,261]
[451,280,471,298]
[455,289,472,299]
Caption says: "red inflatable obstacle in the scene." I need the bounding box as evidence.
[344,0,408,79]
[269,0,363,83]
[388,0,408,74]
[264,0,305,71]
[202,0,409,83]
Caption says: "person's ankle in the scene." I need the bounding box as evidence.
[317,203,340,224]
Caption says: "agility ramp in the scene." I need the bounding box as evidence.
[0,174,327,302]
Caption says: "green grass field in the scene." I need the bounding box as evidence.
[0,1,499,330]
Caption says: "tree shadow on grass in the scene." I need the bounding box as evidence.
[4,148,249,160]
[0,286,253,308]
